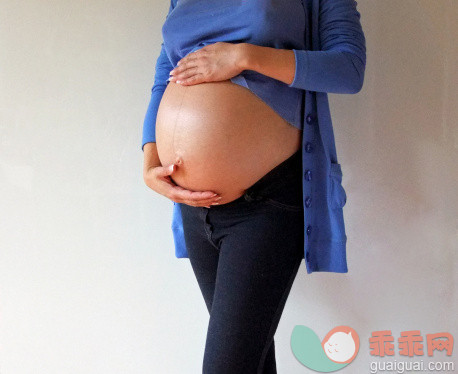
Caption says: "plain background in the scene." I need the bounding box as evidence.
[1,0,457,373]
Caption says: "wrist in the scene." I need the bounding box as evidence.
[235,43,258,71]
[143,162,160,172]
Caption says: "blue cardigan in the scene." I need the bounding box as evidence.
[142,0,366,274]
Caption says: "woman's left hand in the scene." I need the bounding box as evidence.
[169,42,246,86]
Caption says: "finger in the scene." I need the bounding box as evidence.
[172,66,199,82]
[172,59,193,74]
[172,194,221,207]
[182,197,221,207]
[171,65,199,83]
[185,193,222,203]
[177,51,199,65]
[161,177,220,201]
[183,53,198,63]
[178,73,205,86]
[172,186,220,201]
[184,189,221,200]
[179,196,221,207]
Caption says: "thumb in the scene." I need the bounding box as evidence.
[167,163,176,175]
[157,163,176,177]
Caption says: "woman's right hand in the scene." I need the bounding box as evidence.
[143,163,222,208]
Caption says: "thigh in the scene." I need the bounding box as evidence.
[179,203,220,314]
[203,208,304,373]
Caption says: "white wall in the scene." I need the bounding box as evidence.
[0,1,456,373]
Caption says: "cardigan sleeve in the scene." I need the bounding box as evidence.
[141,0,177,151]
[288,0,366,94]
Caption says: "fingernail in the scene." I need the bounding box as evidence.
[176,80,181,84]
[212,193,218,197]
[211,202,219,205]
[170,164,175,171]
[205,206,210,208]
[215,196,222,200]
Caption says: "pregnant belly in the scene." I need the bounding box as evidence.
[156,80,302,205]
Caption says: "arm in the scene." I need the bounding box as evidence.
[141,0,176,152]
[241,0,366,94]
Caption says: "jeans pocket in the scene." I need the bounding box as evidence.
[328,162,347,209]
[250,185,303,212]
[263,197,303,212]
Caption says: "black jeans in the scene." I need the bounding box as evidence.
[178,149,304,374]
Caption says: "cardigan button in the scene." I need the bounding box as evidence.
[305,197,312,208]
[305,142,313,153]
[304,170,312,181]
[306,113,316,124]
[306,225,312,235]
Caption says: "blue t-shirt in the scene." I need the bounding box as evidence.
[142,0,367,274]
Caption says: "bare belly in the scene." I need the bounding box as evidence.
[156,79,302,205]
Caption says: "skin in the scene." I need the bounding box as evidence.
[143,42,297,207]
[143,142,223,208]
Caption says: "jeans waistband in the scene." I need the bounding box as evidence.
[244,149,302,201]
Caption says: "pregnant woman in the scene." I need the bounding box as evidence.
[142,0,366,372]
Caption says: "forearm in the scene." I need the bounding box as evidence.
[238,43,296,86]
[143,142,162,174]
[239,0,366,94]
[239,42,364,94]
